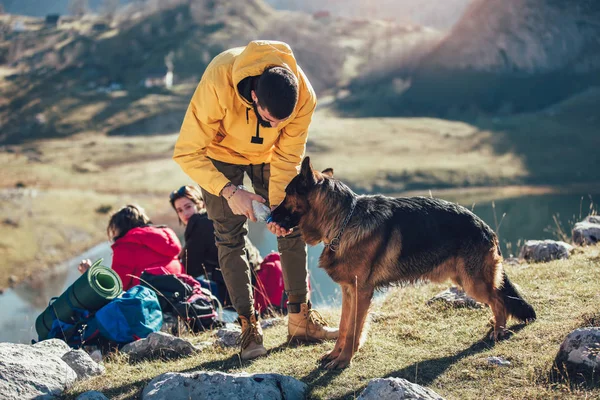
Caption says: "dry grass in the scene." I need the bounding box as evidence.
[63,246,600,399]
[0,132,187,193]
[307,112,527,194]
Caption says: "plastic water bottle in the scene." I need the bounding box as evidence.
[252,200,272,223]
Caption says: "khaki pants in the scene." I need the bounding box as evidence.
[201,158,308,318]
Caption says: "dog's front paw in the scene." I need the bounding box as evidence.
[322,355,352,370]
[320,348,341,363]
[488,327,509,342]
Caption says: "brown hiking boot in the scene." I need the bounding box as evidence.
[288,302,339,342]
[237,313,267,361]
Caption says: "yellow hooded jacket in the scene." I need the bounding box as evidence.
[173,40,317,206]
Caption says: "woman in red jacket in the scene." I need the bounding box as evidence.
[78,204,183,290]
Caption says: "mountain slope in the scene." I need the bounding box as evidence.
[339,0,600,116]
[1,0,427,144]
[0,1,273,143]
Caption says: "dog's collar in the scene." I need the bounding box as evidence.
[324,198,357,252]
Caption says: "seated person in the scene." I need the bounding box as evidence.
[169,185,263,307]
[79,204,182,290]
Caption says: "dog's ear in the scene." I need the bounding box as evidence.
[321,168,334,178]
[300,156,317,187]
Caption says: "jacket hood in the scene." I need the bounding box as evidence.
[113,226,181,257]
[232,41,299,106]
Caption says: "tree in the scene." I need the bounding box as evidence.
[68,0,89,17]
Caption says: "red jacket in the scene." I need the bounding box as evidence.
[111,226,183,290]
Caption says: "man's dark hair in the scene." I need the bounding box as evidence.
[256,66,299,120]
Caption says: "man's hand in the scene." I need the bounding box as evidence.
[225,186,266,222]
[267,205,293,237]
[267,221,293,237]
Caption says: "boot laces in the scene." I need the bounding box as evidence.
[307,308,329,332]
[237,320,262,349]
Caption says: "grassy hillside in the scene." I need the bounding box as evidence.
[64,246,600,399]
[313,88,600,193]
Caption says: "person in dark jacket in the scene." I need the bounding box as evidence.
[170,185,219,277]
[78,204,183,290]
[170,185,263,307]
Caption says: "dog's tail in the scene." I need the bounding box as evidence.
[499,272,536,322]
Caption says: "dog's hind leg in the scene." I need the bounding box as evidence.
[321,283,353,364]
[460,255,508,340]
[323,283,374,369]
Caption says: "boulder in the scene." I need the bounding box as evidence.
[214,325,241,348]
[142,371,307,400]
[519,240,573,262]
[62,349,105,379]
[0,342,77,399]
[427,287,482,308]
[76,390,110,400]
[572,217,600,246]
[585,215,600,224]
[121,332,201,362]
[32,339,72,358]
[357,377,445,399]
[555,327,600,379]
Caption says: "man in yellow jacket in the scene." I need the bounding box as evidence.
[174,40,338,360]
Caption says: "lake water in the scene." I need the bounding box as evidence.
[0,190,596,344]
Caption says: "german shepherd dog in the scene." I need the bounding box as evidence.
[271,157,536,369]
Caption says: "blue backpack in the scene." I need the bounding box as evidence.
[94,285,163,343]
[47,285,162,346]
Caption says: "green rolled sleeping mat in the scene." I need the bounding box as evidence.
[35,259,123,341]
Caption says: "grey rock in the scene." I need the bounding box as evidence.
[0,342,77,399]
[519,240,573,262]
[121,331,201,362]
[76,390,110,400]
[585,215,600,224]
[427,287,482,309]
[61,349,105,379]
[261,317,284,329]
[357,377,445,399]
[142,371,307,400]
[555,328,600,373]
[32,339,72,358]
[503,257,521,267]
[88,349,103,363]
[487,356,511,366]
[214,326,241,348]
[572,220,600,246]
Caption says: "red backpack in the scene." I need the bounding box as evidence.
[253,252,285,315]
